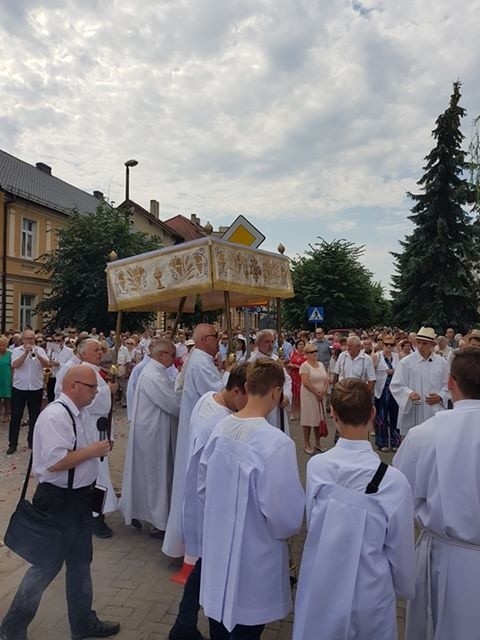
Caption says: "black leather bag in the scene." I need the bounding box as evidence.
[4,491,65,567]
[4,402,77,567]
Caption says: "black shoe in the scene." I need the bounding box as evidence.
[92,515,113,539]
[131,518,142,530]
[149,527,164,539]
[169,625,205,640]
[6,446,17,455]
[71,619,120,640]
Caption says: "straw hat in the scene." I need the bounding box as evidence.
[416,327,436,342]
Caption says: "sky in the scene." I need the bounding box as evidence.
[1,0,480,295]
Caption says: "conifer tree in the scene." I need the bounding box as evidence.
[391,82,479,333]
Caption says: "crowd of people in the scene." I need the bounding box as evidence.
[1,320,480,640]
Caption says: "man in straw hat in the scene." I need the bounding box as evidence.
[465,328,480,348]
[390,327,449,438]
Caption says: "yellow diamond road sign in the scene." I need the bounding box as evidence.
[222,214,266,248]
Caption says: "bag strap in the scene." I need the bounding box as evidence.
[19,401,78,504]
[365,461,389,494]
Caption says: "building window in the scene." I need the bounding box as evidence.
[20,294,36,330]
[21,218,36,259]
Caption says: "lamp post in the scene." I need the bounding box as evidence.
[124,158,138,208]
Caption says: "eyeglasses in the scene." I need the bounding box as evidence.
[305,349,317,353]
[54,338,64,342]
[384,343,396,346]
[74,381,98,390]
[204,334,218,339]
[158,351,176,358]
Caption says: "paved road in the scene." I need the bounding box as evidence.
[0,405,405,639]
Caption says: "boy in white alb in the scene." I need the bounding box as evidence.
[199,359,305,640]
[293,378,415,640]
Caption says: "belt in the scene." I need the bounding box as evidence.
[40,482,95,495]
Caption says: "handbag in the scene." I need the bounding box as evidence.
[318,398,329,438]
[4,402,77,567]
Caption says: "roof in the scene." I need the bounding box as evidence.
[118,199,184,243]
[163,214,207,241]
[0,149,103,215]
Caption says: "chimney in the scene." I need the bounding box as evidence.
[191,213,200,226]
[150,199,160,219]
[36,162,52,175]
[93,190,104,200]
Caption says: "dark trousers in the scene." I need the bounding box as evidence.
[8,387,43,449]
[1,482,95,638]
[47,376,56,403]
[209,618,264,640]
[169,558,202,640]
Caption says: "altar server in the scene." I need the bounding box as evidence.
[394,347,480,640]
[293,379,414,640]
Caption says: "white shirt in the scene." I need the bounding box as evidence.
[48,344,74,376]
[334,350,376,382]
[32,393,99,488]
[11,345,48,390]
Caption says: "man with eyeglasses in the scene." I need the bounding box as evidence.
[7,329,50,455]
[0,366,120,640]
[119,340,181,538]
[163,324,223,577]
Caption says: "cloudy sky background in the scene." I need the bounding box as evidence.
[2,0,480,295]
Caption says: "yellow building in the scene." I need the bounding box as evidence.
[0,150,182,332]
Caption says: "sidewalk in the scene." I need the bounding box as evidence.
[0,408,405,639]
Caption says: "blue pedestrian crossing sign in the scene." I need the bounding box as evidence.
[307,306,324,323]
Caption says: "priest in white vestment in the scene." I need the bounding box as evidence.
[168,364,249,640]
[248,329,292,435]
[199,360,304,635]
[393,346,480,640]
[162,324,223,559]
[293,379,414,640]
[390,326,449,437]
[119,340,180,532]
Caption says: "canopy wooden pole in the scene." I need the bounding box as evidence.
[276,297,283,359]
[224,290,234,362]
[114,310,123,362]
[170,296,187,339]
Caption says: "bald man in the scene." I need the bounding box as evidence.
[163,324,223,564]
[0,366,120,640]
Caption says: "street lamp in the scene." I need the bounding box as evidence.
[124,158,138,206]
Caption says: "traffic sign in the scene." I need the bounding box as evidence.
[307,306,324,323]
[221,214,266,248]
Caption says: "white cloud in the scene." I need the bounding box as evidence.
[1,0,479,289]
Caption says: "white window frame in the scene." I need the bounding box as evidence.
[20,294,36,330]
[21,218,37,259]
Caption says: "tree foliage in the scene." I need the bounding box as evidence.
[391,82,480,333]
[37,204,163,332]
[283,238,390,330]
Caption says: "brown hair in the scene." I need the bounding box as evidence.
[246,359,285,396]
[450,347,480,399]
[331,378,373,426]
[225,362,249,391]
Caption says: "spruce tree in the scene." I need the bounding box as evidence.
[391,82,480,333]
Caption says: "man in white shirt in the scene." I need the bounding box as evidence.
[119,340,180,536]
[332,335,376,393]
[0,366,120,640]
[7,329,50,454]
[390,326,449,438]
[393,347,480,640]
[46,332,74,403]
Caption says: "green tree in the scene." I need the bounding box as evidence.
[391,82,480,333]
[283,238,389,330]
[37,204,162,332]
